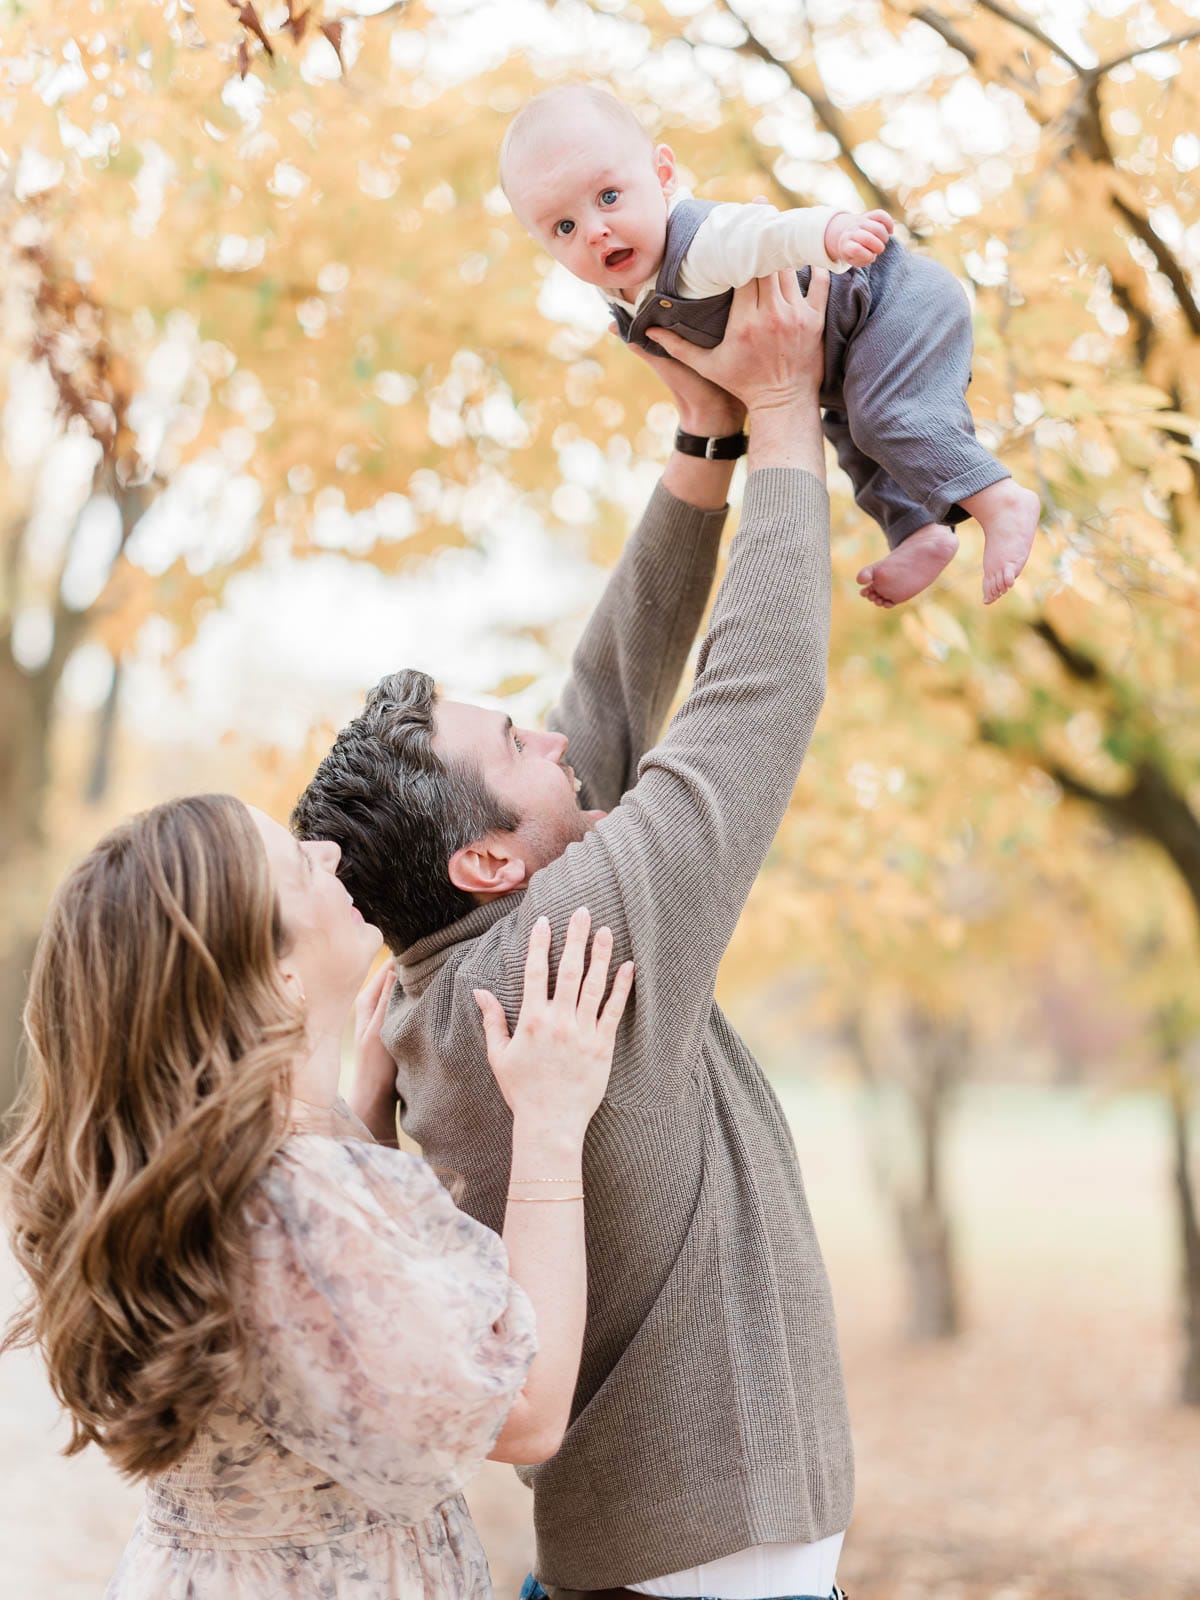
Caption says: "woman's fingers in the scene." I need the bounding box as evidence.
[355,960,392,1024]
[597,960,635,1045]
[474,988,511,1062]
[370,968,396,1025]
[576,924,613,1025]
[521,915,551,1010]
[552,906,591,1011]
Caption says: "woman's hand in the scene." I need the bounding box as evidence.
[348,962,400,1144]
[474,909,634,1137]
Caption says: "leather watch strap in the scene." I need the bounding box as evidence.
[673,427,748,461]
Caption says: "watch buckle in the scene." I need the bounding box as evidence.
[704,435,718,460]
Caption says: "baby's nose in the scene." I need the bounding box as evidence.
[586,218,611,245]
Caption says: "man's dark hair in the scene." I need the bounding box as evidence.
[290,668,518,953]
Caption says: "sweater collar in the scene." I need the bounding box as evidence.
[394,891,526,999]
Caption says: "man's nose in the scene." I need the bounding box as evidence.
[317,839,342,871]
[538,730,569,763]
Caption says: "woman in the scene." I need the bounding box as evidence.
[2,793,632,1597]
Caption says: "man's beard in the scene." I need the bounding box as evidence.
[521,801,593,876]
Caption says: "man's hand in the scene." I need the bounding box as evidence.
[824,208,894,266]
[646,269,829,417]
[614,321,745,438]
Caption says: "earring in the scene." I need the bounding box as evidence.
[285,973,307,1006]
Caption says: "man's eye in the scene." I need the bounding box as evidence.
[554,219,575,237]
[599,188,619,206]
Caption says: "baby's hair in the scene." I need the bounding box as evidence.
[500,84,653,201]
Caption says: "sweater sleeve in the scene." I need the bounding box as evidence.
[545,482,728,813]
[463,468,831,1106]
[677,201,848,296]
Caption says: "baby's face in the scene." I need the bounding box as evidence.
[507,117,674,295]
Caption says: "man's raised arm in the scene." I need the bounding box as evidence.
[545,355,745,814]
[469,272,834,1100]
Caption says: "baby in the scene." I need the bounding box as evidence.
[500,85,1039,607]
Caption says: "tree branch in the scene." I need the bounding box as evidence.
[1096,27,1200,78]
[912,5,977,63]
[1111,193,1200,339]
[1030,617,1102,682]
[714,0,908,219]
[972,0,1086,74]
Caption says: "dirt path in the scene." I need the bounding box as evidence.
[3,1086,1197,1598]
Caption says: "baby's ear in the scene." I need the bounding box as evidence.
[654,143,678,196]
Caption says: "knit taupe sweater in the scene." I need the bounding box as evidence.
[382,468,853,1590]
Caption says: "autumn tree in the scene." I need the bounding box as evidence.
[4,0,1199,1402]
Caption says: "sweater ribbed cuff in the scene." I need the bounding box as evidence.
[651,479,731,543]
[742,466,830,527]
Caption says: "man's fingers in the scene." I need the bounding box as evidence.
[577,924,613,1024]
[645,327,708,376]
[804,266,832,321]
[755,269,790,313]
[521,915,551,1010]
[473,989,511,1061]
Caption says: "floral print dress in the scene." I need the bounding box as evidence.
[105,1133,536,1599]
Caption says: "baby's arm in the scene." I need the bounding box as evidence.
[678,201,895,296]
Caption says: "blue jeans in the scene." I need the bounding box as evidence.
[519,1581,846,1600]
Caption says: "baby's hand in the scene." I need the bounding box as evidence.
[825,208,894,267]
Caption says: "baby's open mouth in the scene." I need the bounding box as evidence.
[603,246,635,271]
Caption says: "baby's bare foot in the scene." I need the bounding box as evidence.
[961,480,1040,604]
[856,523,959,608]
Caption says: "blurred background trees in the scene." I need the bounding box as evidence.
[2,0,1198,1405]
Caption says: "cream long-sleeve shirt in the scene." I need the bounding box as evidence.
[616,191,849,312]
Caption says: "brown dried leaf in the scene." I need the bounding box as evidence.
[319,20,345,71]
[234,2,275,59]
[285,1,310,42]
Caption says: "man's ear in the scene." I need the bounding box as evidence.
[654,143,678,197]
[448,836,528,899]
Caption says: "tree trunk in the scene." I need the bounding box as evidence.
[898,1060,960,1340]
[0,930,37,1114]
[0,654,59,1113]
[1169,1087,1200,1406]
[85,654,122,806]
[896,1197,959,1341]
[848,1011,964,1342]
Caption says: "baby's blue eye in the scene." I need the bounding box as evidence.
[600,188,619,206]
[555,219,575,237]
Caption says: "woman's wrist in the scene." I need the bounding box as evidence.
[347,1077,398,1138]
[509,1114,586,1175]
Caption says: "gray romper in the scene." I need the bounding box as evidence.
[609,197,1010,548]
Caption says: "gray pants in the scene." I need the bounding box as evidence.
[803,239,1009,547]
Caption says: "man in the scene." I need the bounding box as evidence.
[293,269,853,1600]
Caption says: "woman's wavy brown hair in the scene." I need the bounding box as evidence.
[1,793,305,1478]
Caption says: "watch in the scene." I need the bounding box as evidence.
[673,427,749,461]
